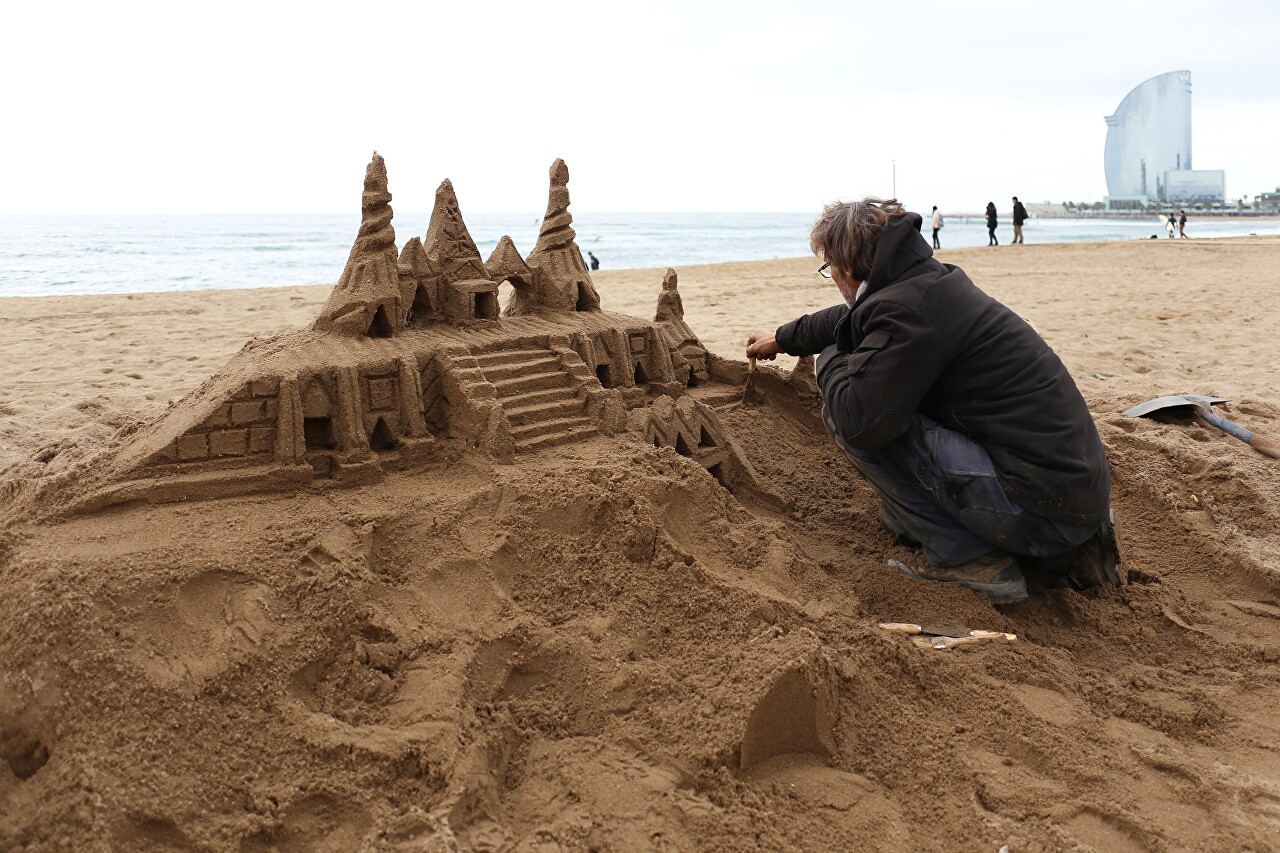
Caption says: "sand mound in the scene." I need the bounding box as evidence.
[4,393,1280,851]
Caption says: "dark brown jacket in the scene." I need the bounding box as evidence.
[775,213,1110,525]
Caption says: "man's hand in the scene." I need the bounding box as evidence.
[746,328,783,361]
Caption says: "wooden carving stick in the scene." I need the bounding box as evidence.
[931,632,1017,650]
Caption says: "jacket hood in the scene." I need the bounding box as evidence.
[865,212,934,294]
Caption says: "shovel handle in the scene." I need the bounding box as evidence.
[1249,435,1280,460]
[1193,404,1280,460]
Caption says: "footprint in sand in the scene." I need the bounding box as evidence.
[239,794,372,853]
[1065,809,1147,853]
[120,570,276,690]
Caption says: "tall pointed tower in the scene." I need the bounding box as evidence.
[424,179,489,283]
[313,152,403,337]
[423,179,499,323]
[525,159,601,312]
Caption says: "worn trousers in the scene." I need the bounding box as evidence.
[824,410,1097,568]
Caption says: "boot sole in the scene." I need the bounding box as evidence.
[888,558,1029,604]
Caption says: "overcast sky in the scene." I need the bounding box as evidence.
[2,0,1277,214]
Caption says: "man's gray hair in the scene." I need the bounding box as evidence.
[810,197,908,282]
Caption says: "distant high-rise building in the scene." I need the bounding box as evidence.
[1104,70,1224,208]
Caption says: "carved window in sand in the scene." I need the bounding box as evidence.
[406,284,433,328]
[368,417,397,452]
[302,377,337,452]
[474,291,497,320]
[367,305,393,338]
[576,281,594,311]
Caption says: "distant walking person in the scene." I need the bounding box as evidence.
[985,202,999,246]
[1011,197,1028,244]
[588,251,600,270]
[1165,215,1176,238]
[1178,210,1187,238]
[930,206,943,249]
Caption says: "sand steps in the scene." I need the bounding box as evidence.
[510,415,598,445]
[505,396,588,427]
[473,350,562,381]
[490,369,576,396]
[474,346,597,453]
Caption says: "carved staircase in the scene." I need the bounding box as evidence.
[473,348,598,453]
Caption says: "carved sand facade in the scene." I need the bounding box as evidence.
[7,155,780,519]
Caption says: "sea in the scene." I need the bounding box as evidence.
[2,212,1278,299]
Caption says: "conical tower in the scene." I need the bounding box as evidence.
[654,268,709,386]
[525,159,601,312]
[654,267,684,323]
[424,179,489,283]
[398,236,442,328]
[313,152,403,337]
[484,235,531,283]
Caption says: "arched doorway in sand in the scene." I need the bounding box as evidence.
[498,271,537,317]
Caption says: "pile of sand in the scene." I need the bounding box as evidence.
[2,238,1280,851]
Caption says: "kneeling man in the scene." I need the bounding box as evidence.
[747,199,1119,603]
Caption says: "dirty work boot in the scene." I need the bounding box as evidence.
[889,548,1028,604]
[1064,517,1123,591]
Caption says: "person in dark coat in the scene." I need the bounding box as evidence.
[588,251,600,270]
[1011,196,1028,244]
[985,202,999,246]
[746,198,1119,602]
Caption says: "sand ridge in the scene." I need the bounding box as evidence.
[2,233,1280,850]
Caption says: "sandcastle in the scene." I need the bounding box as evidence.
[21,155,785,517]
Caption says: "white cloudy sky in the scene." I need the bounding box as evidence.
[2,0,1277,214]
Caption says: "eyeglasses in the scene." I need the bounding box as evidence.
[818,263,832,278]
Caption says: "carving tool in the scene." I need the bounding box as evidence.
[879,622,1017,650]
[742,356,766,405]
[877,622,969,638]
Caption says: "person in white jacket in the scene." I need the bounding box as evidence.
[930,206,943,249]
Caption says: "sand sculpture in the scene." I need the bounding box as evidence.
[21,155,780,517]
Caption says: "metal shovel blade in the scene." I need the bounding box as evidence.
[1123,394,1230,418]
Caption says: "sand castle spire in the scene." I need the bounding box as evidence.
[654,268,684,323]
[654,267,710,386]
[424,179,489,283]
[525,159,602,312]
[531,159,579,258]
[485,235,531,282]
[314,152,403,337]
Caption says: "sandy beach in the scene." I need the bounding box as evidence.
[3,236,1280,850]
